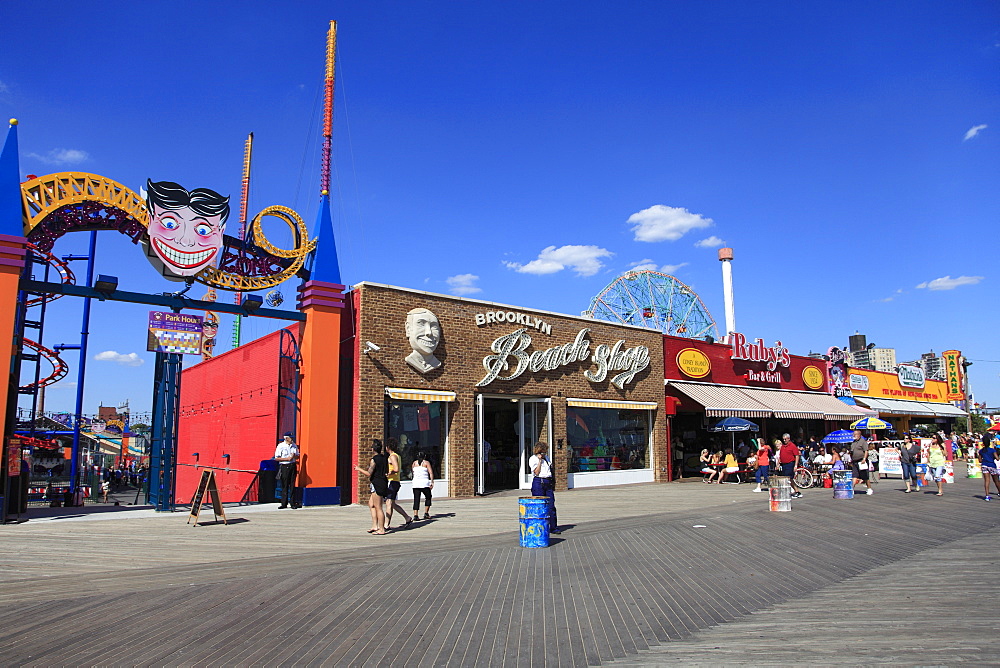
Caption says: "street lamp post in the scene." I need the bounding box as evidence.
[962,358,974,434]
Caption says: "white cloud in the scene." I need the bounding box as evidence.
[963,124,988,141]
[27,148,90,165]
[0,80,8,94]
[694,236,725,248]
[94,351,144,366]
[505,245,613,277]
[446,273,481,296]
[915,275,984,291]
[628,259,688,274]
[628,205,713,242]
[49,381,78,391]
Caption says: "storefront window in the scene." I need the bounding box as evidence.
[566,407,650,473]
[384,400,448,480]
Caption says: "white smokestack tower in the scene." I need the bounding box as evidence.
[718,247,735,339]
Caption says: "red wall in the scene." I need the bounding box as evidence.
[177,329,283,503]
[664,333,828,392]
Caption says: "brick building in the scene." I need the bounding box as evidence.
[343,283,667,504]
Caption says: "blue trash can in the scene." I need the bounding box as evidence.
[519,496,551,548]
[258,459,278,504]
[832,469,854,499]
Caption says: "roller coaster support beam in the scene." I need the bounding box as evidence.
[68,231,96,498]
[19,280,306,322]
[149,352,182,512]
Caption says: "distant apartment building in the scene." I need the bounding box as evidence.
[908,350,945,381]
[868,347,897,373]
[844,332,896,372]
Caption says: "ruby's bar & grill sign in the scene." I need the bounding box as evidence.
[729,332,790,383]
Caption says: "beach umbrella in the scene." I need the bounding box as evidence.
[707,416,759,451]
[987,423,1000,432]
[707,417,760,432]
[822,429,854,444]
[850,416,891,430]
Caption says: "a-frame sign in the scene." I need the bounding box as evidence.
[187,469,228,526]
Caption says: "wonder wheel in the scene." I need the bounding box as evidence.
[583,269,719,339]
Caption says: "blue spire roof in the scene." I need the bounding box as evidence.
[0,121,23,238]
[311,194,341,284]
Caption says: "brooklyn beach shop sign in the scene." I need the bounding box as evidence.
[476,326,650,390]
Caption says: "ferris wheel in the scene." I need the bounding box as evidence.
[584,269,719,339]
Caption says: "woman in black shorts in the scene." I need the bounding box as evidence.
[355,439,390,535]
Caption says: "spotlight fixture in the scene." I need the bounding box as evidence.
[241,295,263,313]
[94,274,118,294]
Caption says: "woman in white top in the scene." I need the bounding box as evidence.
[411,451,434,520]
[529,442,560,535]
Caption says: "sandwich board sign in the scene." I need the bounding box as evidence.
[187,469,227,526]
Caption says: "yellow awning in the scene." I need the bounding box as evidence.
[384,388,457,402]
[566,398,659,410]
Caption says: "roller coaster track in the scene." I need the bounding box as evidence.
[24,242,75,307]
[20,338,69,390]
[20,172,147,235]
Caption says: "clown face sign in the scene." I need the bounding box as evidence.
[143,180,230,279]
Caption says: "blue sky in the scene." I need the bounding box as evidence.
[1,1,997,417]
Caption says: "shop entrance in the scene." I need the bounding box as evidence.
[475,396,552,494]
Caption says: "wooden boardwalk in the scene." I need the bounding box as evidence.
[0,477,997,666]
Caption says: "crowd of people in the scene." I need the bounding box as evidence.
[695,428,1000,500]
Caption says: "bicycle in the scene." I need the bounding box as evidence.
[793,466,817,489]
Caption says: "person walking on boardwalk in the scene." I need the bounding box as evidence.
[751,439,771,493]
[529,442,560,534]
[411,450,434,519]
[898,435,921,493]
[274,432,300,509]
[778,434,803,498]
[355,440,390,534]
[928,436,948,496]
[850,430,873,495]
[976,436,1000,501]
[383,438,413,529]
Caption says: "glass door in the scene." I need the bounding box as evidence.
[519,398,552,489]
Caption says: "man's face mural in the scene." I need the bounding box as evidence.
[144,180,230,278]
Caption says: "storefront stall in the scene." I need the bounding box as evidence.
[664,333,870,476]
[846,367,966,433]
[345,283,666,503]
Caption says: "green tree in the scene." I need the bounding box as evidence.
[954,415,987,433]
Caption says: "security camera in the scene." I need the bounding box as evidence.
[364,341,381,353]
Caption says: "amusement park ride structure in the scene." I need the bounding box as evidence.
[0,21,346,521]
[584,269,719,340]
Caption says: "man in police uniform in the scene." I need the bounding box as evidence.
[275,432,300,508]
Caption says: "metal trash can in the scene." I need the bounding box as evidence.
[258,459,278,504]
[832,470,854,499]
[519,496,551,547]
[769,476,792,511]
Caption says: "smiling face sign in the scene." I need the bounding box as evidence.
[143,180,230,279]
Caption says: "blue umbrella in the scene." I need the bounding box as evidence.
[822,429,854,444]
[708,417,760,432]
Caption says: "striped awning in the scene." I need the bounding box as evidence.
[566,398,659,410]
[739,387,824,420]
[668,382,771,418]
[918,401,966,417]
[854,397,893,412]
[790,392,874,420]
[384,388,457,402]
[865,398,938,416]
